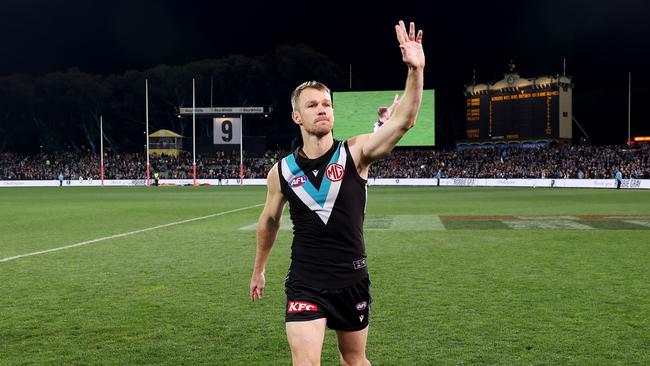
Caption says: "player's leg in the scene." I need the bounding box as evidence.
[336,326,371,366]
[286,318,327,366]
[332,277,371,366]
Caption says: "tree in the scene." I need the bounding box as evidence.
[0,74,36,152]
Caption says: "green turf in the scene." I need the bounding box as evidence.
[1,186,649,365]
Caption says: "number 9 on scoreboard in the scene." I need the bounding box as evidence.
[213,117,242,145]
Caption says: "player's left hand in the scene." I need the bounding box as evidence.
[395,20,425,69]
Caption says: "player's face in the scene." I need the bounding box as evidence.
[292,88,334,137]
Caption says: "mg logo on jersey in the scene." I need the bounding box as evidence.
[287,301,319,313]
[290,175,308,187]
[326,163,344,182]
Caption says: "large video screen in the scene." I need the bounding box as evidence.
[332,89,435,146]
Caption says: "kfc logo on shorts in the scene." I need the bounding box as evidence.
[355,301,368,311]
[326,163,344,182]
[290,175,308,187]
[287,301,319,313]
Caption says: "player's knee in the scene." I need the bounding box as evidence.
[339,353,370,366]
[294,360,320,366]
[292,352,321,366]
[339,354,350,366]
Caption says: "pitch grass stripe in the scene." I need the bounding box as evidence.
[389,215,444,230]
[0,203,264,264]
[240,215,445,231]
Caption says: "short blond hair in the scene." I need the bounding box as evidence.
[291,81,331,111]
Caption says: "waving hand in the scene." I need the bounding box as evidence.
[395,21,425,69]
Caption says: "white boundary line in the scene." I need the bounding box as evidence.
[0,203,263,264]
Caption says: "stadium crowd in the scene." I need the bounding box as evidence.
[1,144,649,180]
[0,150,286,181]
[370,144,650,179]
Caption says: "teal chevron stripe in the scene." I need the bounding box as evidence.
[284,142,342,208]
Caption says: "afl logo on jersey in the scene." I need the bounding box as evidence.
[355,301,368,311]
[326,163,345,182]
[290,175,308,187]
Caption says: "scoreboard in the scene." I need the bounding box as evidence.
[464,74,572,142]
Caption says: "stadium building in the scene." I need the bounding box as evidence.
[461,66,573,149]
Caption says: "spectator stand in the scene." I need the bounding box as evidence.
[149,129,183,157]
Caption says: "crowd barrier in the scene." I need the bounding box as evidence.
[369,178,650,189]
[1,178,649,189]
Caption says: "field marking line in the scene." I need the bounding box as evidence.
[0,203,264,264]
[502,220,593,230]
[623,220,650,228]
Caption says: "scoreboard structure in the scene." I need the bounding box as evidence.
[463,73,573,145]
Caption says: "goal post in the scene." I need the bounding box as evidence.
[179,107,267,183]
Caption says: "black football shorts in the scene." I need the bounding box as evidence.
[285,274,371,331]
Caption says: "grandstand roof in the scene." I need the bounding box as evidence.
[149,129,182,138]
[466,74,573,94]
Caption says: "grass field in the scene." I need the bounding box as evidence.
[1,186,649,365]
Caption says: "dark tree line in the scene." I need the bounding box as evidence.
[0,44,351,153]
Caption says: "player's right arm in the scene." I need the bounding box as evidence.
[250,163,287,301]
[351,21,425,170]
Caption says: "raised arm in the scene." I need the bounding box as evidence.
[250,163,287,301]
[351,21,425,168]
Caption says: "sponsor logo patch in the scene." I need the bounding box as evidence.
[290,175,308,188]
[352,258,367,269]
[326,163,345,182]
[287,301,319,313]
[355,301,368,311]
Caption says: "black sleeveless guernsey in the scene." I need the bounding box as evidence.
[279,140,368,288]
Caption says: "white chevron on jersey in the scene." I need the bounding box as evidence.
[281,142,347,225]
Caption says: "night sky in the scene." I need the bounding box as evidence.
[1,0,649,145]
